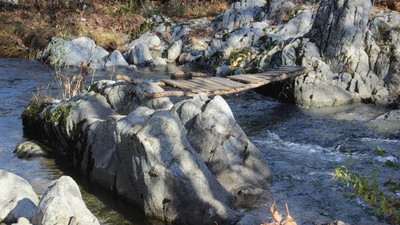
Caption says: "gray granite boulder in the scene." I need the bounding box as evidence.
[167,40,183,62]
[213,0,266,31]
[128,43,153,66]
[105,50,129,68]
[307,0,372,73]
[21,81,272,224]
[32,176,99,225]
[150,57,167,67]
[369,110,400,136]
[172,94,272,207]
[42,37,109,69]
[127,32,162,49]
[114,107,241,224]
[0,170,39,224]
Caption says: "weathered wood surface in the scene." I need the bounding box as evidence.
[141,66,311,98]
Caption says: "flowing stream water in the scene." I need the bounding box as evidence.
[0,58,399,225]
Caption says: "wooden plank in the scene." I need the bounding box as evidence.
[192,77,232,91]
[275,66,302,71]
[187,78,223,91]
[116,74,165,87]
[227,74,267,84]
[162,79,208,92]
[178,80,210,92]
[207,77,248,89]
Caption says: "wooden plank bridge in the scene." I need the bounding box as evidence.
[118,66,310,98]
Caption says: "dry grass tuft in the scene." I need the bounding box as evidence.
[374,0,400,12]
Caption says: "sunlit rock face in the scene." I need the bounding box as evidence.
[32,176,100,225]
[0,170,39,224]
[21,80,272,224]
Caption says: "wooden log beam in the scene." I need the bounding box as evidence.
[116,74,166,87]
[140,67,312,99]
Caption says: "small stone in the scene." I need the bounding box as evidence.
[178,53,191,65]
[167,40,183,62]
[105,50,129,68]
[14,141,50,159]
[150,57,167,67]
[170,70,187,80]
[215,65,232,77]
[128,43,153,66]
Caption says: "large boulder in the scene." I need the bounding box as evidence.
[127,32,162,50]
[212,0,266,31]
[21,81,272,224]
[104,50,129,68]
[307,0,372,73]
[32,176,99,225]
[114,107,241,224]
[172,94,272,207]
[0,170,39,224]
[127,43,153,66]
[42,37,109,69]
[369,109,400,136]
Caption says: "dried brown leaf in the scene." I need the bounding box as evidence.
[270,201,283,223]
[283,204,297,225]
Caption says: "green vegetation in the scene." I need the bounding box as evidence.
[48,104,72,125]
[376,146,387,156]
[229,47,251,68]
[21,98,52,134]
[335,149,400,224]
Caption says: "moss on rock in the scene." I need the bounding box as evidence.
[21,98,52,135]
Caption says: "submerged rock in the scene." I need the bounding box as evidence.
[369,109,400,136]
[0,170,39,224]
[21,80,272,224]
[32,176,100,225]
[14,141,50,159]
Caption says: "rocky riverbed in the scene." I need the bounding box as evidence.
[1,0,400,224]
[41,0,400,107]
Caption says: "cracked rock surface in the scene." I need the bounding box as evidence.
[21,81,272,225]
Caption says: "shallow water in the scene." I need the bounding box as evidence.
[1,58,399,225]
[225,93,400,225]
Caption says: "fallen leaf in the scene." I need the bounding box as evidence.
[283,204,297,225]
[270,201,283,223]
